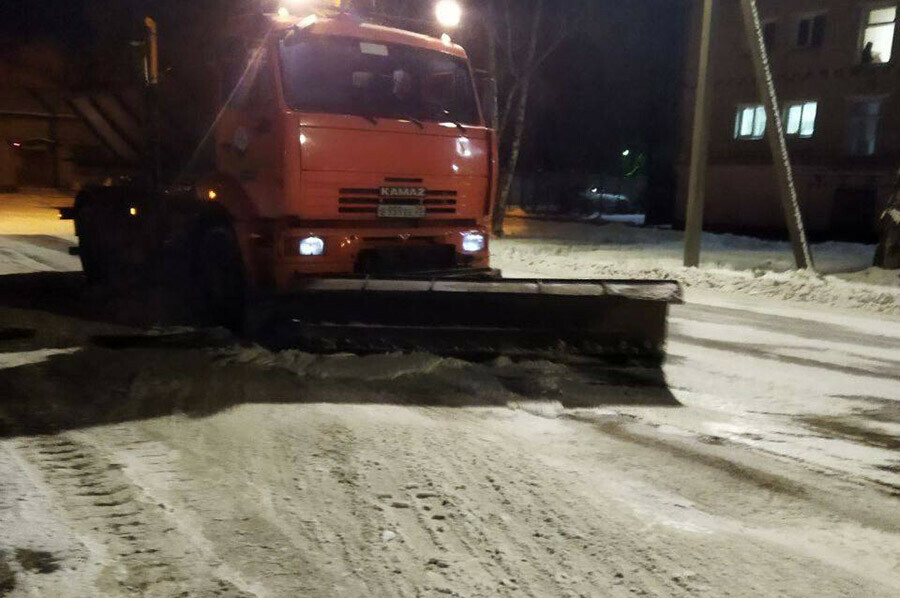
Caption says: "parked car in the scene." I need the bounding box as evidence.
[577,187,633,215]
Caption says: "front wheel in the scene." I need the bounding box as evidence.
[193,226,246,329]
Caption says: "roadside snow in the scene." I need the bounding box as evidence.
[0,190,75,237]
[0,235,80,274]
[0,348,80,370]
[0,191,79,274]
[494,217,900,315]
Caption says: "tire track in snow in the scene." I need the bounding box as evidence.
[416,414,683,598]
[19,433,257,597]
[357,415,516,598]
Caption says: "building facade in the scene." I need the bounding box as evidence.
[678,0,900,241]
[0,41,116,192]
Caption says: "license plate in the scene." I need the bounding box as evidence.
[377,204,426,218]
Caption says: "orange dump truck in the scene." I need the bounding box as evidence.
[65,6,681,361]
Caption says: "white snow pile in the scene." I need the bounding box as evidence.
[493,217,900,315]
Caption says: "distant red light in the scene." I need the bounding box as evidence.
[11,142,21,147]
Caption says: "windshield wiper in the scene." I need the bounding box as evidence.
[357,114,378,126]
[439,109,466,133]
[402,115,425,130]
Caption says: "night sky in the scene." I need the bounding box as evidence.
[0,0,687,180]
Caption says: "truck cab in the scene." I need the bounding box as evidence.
[207,11,497,290]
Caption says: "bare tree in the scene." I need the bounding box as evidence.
[875,170,900,268]
[360,0,582,235]
[486,0,583,235]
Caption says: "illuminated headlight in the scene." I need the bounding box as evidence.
[299,236,325,256]
[462,233,485,253]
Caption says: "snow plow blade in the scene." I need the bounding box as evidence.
[254,278,683,364]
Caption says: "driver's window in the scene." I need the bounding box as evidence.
[423,72,454,107]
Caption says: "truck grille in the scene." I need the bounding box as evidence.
[338,187,458,215]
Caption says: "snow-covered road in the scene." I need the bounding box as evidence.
[1,203,899,597]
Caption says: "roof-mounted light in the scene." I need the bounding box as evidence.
[277,0,323,19]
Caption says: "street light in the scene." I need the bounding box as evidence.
[622,149,631,157]
[279,0,314,17]
[435,0,462,29]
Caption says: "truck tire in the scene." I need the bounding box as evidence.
[194,226,246,329]
[76,202,112,284]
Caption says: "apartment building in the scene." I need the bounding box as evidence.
[678,0,900,241]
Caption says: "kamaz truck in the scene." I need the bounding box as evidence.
[65,2,681,361]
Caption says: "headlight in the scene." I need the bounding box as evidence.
[462,233,485,253]
[299,236,325,256]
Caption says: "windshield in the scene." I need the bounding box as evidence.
[279,34,480,126]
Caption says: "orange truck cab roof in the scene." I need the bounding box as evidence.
[233,11,469,60]
[292,14,469,60]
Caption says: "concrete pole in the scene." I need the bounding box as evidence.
[683,0,714,268]
[738,0,814,270]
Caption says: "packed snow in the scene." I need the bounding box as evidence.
[494,214,900,315]
[1,192,899,597]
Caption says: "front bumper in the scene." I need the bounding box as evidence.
[272,225,490,286]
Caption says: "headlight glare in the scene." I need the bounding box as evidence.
[462,233,486,253]
[299,236,325,256]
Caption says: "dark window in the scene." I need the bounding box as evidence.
[278,33,480,125]
[811,15,826,46]
[848,99,882,156]
[796,14,826,48]
[763,21,778,53]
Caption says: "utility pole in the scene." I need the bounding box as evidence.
[738,0,813,269]
[683,0,714,268]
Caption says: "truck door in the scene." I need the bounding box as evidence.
[216,45,284,217]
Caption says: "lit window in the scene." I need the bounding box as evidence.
[784,101,818,138]
[861,6,897,63]
[734,104,767,140]
[848,99,882,156]
[796,14,826,48]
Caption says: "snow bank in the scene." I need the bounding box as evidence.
[494,217,900,315]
